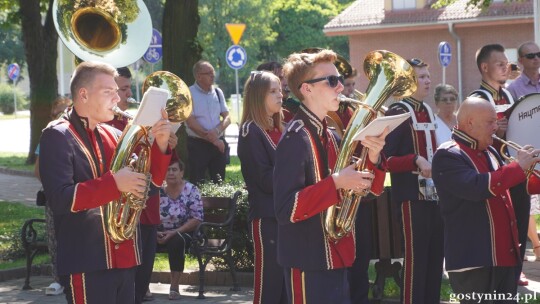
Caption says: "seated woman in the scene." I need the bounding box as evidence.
[157,159,204,300]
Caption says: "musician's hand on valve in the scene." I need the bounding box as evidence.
[113,167,148,199]
[151,109,172,153]
[332,163,375,191]
[415,156,432,178]
[361,127,389,165]
[516,146,540,172]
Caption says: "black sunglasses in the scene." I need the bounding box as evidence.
[523,52,540,59]
[298,75,344,90]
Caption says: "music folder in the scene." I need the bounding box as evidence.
[132,86,170,127]
[353,112,410,141]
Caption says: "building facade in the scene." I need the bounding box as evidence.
[324,0,535,106]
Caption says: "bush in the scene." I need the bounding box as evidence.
[0,83,29,114]
[197,179,253,272]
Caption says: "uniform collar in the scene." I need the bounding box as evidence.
[480,80,503,101]
[402,97,424,111]
[452,128,479,150]
[297,104,325,137]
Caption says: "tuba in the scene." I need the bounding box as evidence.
[105,71,193,243]
[324,50,417,240]
[52,0,153,67]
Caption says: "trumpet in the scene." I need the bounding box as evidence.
[492,134,540,179]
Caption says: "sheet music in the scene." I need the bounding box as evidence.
[353,112,410,141]
[132,86,170,127]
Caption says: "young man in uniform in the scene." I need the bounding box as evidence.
[274,49,388,303]
[39,61,172,303]
[383,58,444,304]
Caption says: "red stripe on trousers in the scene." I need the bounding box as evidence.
[402,201,414,304]
[71,273,86,304]
[291,268,304,304]
[251,219,263,304]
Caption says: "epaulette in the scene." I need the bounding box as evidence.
[286,119,304,133]
[438,140,456,150]
[388,102,409,113]
[240,121,253,137]
[45,118,68,129]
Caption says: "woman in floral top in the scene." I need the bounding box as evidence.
[158,159,204,300]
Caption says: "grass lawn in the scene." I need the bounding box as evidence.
[0,152,33,172]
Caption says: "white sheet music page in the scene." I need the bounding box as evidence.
[132,86,170,127]
[353,112,411,141]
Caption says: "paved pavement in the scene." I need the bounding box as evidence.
[0,276,254,303]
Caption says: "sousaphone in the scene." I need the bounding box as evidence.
[52,0,152,67]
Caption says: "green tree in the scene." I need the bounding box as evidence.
[271,0,349,61]
[197,0,276,96]
[0,26,26,68]
[432,0,518,9]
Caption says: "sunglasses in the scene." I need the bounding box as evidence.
[298,75,344,90]
[523,52,540,59]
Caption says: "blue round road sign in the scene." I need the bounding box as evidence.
[7,63,20,81]
[226,45,247,70]
[438,41,452,68]
[144,29,163,64]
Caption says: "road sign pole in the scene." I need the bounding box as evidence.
[442,67,446,85]
[13,83,17,118]
[235,69,240,124]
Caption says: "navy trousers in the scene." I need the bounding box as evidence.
[250,218,287,304]
[187,136,226,184]
[60,268,136,304]
[399,200,444,304]
[349,199,374,304]
[284,267,350,304]
[134,224,157,304]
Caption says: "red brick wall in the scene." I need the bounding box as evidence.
[347,22,533,108]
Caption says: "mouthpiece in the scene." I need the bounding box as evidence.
[338,94,363,105]
[112,106,133,120]
[127,97,139,104]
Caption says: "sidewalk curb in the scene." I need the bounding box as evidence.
[0,167,34,178]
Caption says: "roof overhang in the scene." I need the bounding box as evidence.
[324,15,533,37]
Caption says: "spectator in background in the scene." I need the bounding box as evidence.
[157,158,203,300]
[186,61,231,184]
[433,84,458,146]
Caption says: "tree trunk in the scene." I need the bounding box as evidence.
[162,0,202,164]
[162,0,202,84]
[19,0,58,164]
